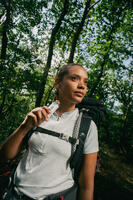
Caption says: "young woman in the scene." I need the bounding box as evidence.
[0,63,99,200]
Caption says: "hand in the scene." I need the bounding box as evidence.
[22,106,51,130]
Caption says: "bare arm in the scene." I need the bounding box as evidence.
[78,152,98,200]
[0,106,51,163]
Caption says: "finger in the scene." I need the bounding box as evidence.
[31,107,42,113]
[27,112,38,127]
[32,110,43,125]
[41,109,49,122]
[42,106,51,114]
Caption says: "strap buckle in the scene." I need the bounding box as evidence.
[75,139,79,145]
[59,133,69,142]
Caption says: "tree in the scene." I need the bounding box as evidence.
[35,0,70,107]
[0,0,132,159]
[0,0,12,65]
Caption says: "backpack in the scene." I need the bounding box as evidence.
[0,97,106,198]
[25,97,106,182]
[71,97,106,182]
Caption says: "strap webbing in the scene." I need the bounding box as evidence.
[27,127,78,145]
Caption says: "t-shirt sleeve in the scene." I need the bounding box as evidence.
[83,120,99,154]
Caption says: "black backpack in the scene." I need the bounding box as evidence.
[71,97,106,182]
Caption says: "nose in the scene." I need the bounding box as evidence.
[77,81,85,89]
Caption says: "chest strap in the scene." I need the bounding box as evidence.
[27,127,78,145]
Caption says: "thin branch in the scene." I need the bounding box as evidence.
[89,0,101,10]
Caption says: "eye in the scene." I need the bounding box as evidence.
[71,76,78,81]
[84,80,88,85]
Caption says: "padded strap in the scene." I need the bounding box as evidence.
[70,109,91,183]
[78,109,91,141]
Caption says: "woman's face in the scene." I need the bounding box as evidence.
[56,65,88,105]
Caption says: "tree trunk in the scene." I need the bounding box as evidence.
[68,0,91,63]
[35,0,69,107]
[0,0,11,68]
[68,0,101,63]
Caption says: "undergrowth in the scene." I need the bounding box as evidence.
[94,143,133,200]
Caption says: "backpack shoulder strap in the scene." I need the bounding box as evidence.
[78,109,92,139]
[23,126,78,149]
[35,127,77,145]
[69,109,92,183]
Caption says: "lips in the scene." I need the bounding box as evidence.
[74,91,84,97]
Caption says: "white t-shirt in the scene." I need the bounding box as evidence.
[14,108,99,199]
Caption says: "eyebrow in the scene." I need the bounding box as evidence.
[70,74,88,80]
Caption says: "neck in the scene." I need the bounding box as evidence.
[56,101,76,117]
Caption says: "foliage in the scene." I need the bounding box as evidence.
[0,0,133,164]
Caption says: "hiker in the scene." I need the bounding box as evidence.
[0,63,99,200]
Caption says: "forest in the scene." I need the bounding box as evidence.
[0,0,133,199]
